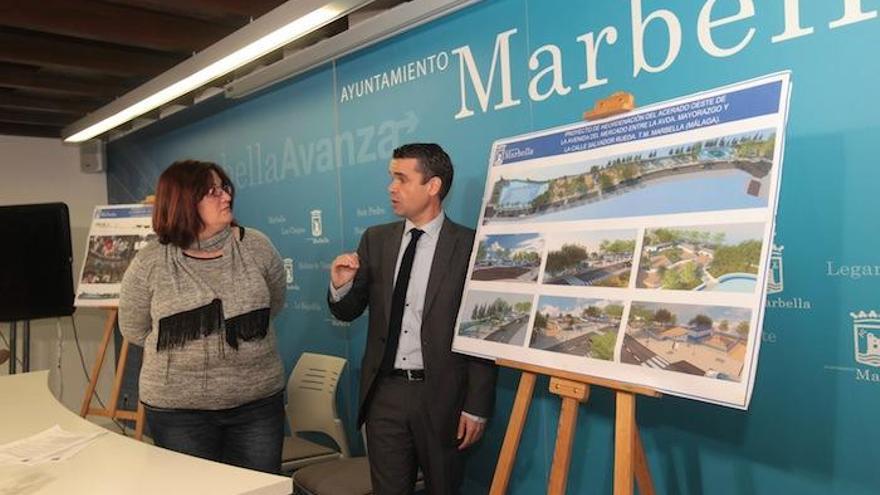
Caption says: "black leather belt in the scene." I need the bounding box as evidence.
[389,369,425,381]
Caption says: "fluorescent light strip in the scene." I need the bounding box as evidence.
[65,7,341,143]
[226,0,482,98]
[228,0,481,99]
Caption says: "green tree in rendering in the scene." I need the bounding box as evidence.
[653,308,675,326]
[630,305,655,323]
[534,311,548,329]
[512,250,540,266]
[513,301,532,314]
[620,163,639,181]
[689,314,714,331]
[709,240,762,276]
[488,298,511,320]
[546,243,589,274]
[590,331,617,361]
[604,304,624,320]
[583,306,603,319]
[662,262,702,290]
[598,172,614,191]
[476,242,487,262]
[602,239,636,255]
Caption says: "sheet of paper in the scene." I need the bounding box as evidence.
[0,425,107,466]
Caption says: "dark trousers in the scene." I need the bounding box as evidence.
[365,375,463,495]
[143,391,285,474]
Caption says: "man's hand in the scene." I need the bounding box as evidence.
[456,413,486,450]
[331,253,359,289]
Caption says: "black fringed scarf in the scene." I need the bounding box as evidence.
[155,226,271,352]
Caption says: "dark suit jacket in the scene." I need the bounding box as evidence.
[328,217,497,440]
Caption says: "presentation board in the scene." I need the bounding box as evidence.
[75,204,155,308]
[453,73,792,409]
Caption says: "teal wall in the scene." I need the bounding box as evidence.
[107,1,880,493]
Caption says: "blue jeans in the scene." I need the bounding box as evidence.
[143,391,284,474]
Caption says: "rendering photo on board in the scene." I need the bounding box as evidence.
[80,234,156,285]
[543,229,637,288]
[635,223,764,293]
[529,296,622,359]
[458,291,533,346]
[622,302,752,382]
[471,233,543,283]
[483,129,777,223]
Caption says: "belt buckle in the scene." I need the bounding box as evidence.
[405,369,417,381]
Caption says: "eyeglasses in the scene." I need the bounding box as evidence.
[205,183,233,198]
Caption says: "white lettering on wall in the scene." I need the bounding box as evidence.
[631,0,682,76]
[452,29,521,119]
[449,1,878,120]
[772,0,815,43]
[528,44,571,102]
[577,27,618,90]
[829,0,878,29]
[698,0,757,57]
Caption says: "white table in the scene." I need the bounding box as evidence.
[0,371,291,494]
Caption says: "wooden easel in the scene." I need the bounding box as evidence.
[79,308,145,440]
[80,196,154,441]
[489,360,659,495]
[489,92,659,495]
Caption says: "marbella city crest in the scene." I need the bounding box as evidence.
[767,244,783,294]
[851,311,880,368]
[492,144,506,167]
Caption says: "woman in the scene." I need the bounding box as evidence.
[119,160,287,473]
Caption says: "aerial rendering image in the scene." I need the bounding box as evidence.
[543,230,637,287]
[529,296,622,359]
[622,302,752,381]
[458,290,533,346]
[471,233,543,283]
[636,223,764,293]
[483,130,777,223]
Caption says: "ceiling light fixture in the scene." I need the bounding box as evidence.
[64,1,371,143]
[227,0,481,100]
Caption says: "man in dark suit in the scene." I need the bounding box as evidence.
[328,143,497,495]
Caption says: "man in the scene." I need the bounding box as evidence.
[328,143,497,494]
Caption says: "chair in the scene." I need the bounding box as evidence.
[292,457,374,495]
[281,352,350,474]
[292,429,425,495]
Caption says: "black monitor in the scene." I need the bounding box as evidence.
[0,203,75,322]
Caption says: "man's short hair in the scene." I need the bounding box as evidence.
[392,143,454,200]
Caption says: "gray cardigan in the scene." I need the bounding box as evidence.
[119,227,286,410]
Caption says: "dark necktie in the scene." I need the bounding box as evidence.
[382,228,424,372]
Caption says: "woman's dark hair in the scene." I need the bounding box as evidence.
[152,160,235,248]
